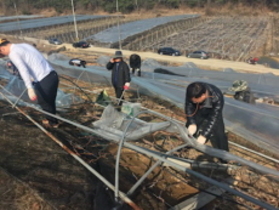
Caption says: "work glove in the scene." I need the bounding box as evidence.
[123,82,130,90]
[28,88,37,101]
[196,135,207,145]
[187,124,197,136]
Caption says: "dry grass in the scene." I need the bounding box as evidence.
[0,168,54,210]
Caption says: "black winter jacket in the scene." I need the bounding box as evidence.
[129,54,141,69]
[185,82,224,138]
[106,60,131,88]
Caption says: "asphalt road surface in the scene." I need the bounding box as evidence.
[2,34,278,76]
[66,44,279,76]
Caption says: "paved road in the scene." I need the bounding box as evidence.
[2,34,278,76]
[67,44,279,76]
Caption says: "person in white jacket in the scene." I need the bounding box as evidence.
[0,38,59,128]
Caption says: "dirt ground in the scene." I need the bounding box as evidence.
[0,89,202,210]
[0,76,278,210]
[0,39,278,210]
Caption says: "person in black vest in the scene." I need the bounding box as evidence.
[229,80,255,104]
[185,82,229,155]
[106,51,131,108]
[129,54,141,77]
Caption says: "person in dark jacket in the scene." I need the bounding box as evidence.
[106,51,131,107]
[229,80,255,104]
[185,82,229,152]
[129,54,141,77]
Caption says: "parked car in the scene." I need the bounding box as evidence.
[187,51,209,59]
[48,38,63,45]
[246,57,259,65]
[158,47,181,56]
[72,41,90,48]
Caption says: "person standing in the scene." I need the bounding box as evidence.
[185,82,229,153]
[106,51,131,108]
[0,38,59,127]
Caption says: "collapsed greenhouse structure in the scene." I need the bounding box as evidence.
[0,13,279,210]
[0,51,279,209]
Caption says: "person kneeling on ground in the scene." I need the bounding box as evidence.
[185,82,229,155]
[69,58,87,68]
[229,80,255,104]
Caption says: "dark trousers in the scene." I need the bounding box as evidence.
[131,68,141,77]
[186,112,229,151]
[113,85,124,107]
[34,71,59,124]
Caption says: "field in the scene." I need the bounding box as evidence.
[124,16,271,61]
[0,46,278,209]
[0,13,279,210]
[8,14,275,62]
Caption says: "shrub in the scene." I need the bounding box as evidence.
[22,10,32,15]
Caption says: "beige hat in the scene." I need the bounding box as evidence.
[113,50,123,58]
[229,80,248,92]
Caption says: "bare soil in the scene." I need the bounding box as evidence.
[0,39,278,210]
[0,77,278,209]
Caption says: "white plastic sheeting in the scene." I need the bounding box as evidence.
[86,14,199,44]
[142,59,279,100]
[18,54,279,155]
[0,15,109,32]
[92,104,174,141]
[0,59,82,109]
[0,15,44,22]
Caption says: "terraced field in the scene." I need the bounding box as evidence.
[145,16,270,61]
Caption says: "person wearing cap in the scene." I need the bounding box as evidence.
[185,82,229,159]
[229,80,255,104]
[0,38,59,128]
[106,51,131,108]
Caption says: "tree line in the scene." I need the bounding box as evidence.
[1,0,279,15]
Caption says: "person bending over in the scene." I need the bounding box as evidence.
[129,54,141,77]
[0,38,59,128]
[185,82,229,153]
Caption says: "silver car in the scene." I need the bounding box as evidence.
[48,38,63,45]
[187,51,209,59]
